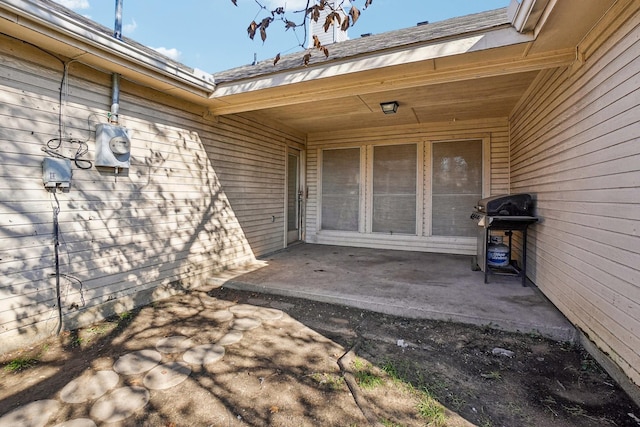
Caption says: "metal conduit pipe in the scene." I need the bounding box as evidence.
[110,0,123,124]
[114,0,123,40]
[110,73,120,124]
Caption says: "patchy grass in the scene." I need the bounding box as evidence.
[118,311,132,322]
[3,356,39,373]
[352,357,384,389]
[70,336,84,348]
[355,369,384,389]
[310,372,345,391]
[480,371,502,380]
[381,359,401,382]
[374,358,452,426]
[417,393,446,426]
[447,393,466,412]
[86,324,112,335]
[2,342,52,373]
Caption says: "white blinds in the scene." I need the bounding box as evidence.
[432,140,482,237]
[321,148,360,231]
[372,144,417,234]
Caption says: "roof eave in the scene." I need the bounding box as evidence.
[507,0,554,35]
[211,24,534,99]
[1,0,215,93]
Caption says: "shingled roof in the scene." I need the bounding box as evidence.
[214,7,511,84]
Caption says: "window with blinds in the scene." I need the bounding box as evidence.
[372,144,417,235]
[432,140,482,237]
[321,148,360,231]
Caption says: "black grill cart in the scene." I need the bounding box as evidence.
[471,194,539,286]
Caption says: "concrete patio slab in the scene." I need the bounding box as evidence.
[214,244,577,342]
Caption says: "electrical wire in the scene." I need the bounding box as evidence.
[52,192,63,335]
[58,220,86,309]
[3,32,91,333]
[42,58,94,169]
[42,137,93,169]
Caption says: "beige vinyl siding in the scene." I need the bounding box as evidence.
[0,37,301,352]
[509,7,640,386]
[305,119,509,254]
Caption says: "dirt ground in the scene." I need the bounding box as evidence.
[1,286,638,427]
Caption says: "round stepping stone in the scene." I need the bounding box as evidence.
[113,349,162,375]
[143,361,191,390]
[183,344,225,365]
[204,310,233,322]
[217,330,243,346]
[52,418,97,427]
[231,317,262,331]
[0,399,59,427]
[229,304,283,320]
[60,370,119,403]
[90,386,149,423]
[155,336,194,354]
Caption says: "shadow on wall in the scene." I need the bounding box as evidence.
[0,71,257,353]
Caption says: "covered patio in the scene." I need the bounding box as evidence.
[1,0,637,403]
[213,244,576,342]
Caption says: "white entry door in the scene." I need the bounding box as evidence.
[287,148,301,245]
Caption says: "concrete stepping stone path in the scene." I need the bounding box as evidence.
[203,309,234,322]
[217,330,244,346]
[183,343,226,365]
[155,335,194,354]
[59,370,119,404]
[143,361,192,390]
[0,399,59,427]
[89,386,150,423]
[0,302,280,426]
[230,317,262,331]
[52,418,97,427]
[112,349,162,375]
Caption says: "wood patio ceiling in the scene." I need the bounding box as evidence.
[242,70,540,134]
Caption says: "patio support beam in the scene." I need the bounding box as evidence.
[208,48,575,116]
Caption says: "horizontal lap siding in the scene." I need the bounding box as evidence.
[0,38,300,352]
[306,119,509,253]
[509,10,640,385]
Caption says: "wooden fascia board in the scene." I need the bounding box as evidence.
[208,47,575,116]
[0,0,215,95]
[576,0,640,63]
[212,26,532,100]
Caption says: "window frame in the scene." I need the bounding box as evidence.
[317,146,365,233]
[316,136,489,238]
[365,142,423,236]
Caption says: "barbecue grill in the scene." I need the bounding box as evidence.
[470,194,539,286]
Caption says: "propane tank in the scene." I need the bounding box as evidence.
[487,235,510,267]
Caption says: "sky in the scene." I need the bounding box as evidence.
[53,0,510,73]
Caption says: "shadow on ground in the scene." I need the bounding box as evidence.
[0,286,638,427]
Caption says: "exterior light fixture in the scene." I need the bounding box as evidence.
[380,101,399,114]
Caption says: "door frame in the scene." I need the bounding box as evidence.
[285,146,305,246]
